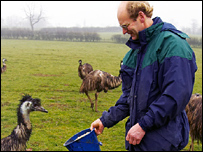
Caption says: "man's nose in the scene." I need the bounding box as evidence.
[122,28,128,34]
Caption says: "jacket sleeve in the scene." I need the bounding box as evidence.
[138,44,197,132]
[100,65,134,128]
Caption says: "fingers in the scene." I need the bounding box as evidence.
[126,123,145,145]
[126,135,140,145]
[126,133,129,141]
[90,118,104,136]
[90,119,99,130]
[90,124,94,131]
[132,138,137,145]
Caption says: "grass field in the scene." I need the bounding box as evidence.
[1,39,202,151]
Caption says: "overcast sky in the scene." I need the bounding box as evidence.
[1,1,202,29]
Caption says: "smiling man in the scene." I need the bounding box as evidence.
[117,1,153,40]
[90,1,197,151]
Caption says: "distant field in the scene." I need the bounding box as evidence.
[1,39,202,151]
[98,32,121,41]
[98,32,130,42]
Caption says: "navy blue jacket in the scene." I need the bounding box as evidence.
[100,17,197,151]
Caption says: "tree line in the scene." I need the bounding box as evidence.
[1,27,101,42]
[186,36,202,48]
[1,27,202,47]
[111,34,202,47]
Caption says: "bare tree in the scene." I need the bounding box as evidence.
[24,3,45,34]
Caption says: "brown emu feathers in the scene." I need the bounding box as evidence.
[1,58,7,74]
[1,94,48,151]
[80,68,122,112]
[185,93,202,151]
[78,59,93,80]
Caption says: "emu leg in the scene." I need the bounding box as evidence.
[189,135,194,151]
[191,136,194,151]
[95,92,99,112]
[85,92,94,110]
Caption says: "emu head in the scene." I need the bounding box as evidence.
[194,93,201,97]
[78,59,82,65]
[19,94,48,115]
[2,58,7,63]
[120,60,123,67]
[119,60,123,77]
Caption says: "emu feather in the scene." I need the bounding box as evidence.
[80,61,122,112]
[1,58,7,74]
[185,93,202,151]
[78,59,93,80]
[1,94,48,151]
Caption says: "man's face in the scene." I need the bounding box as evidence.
[117,7,143,40]
[121,20,141,40]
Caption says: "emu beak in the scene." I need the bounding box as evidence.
[34,106,48,113]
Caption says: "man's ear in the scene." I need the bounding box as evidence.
[138,11,146,23]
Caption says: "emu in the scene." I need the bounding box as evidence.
[1,94,48,151]
[185,93,202,151]
[1,58,7,74]
[78,59,93,80]
[80,61,122,112]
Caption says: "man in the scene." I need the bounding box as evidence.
[90,1,197,151]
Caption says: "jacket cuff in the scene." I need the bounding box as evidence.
[138,119,148,132]
[138,112,154,132]
[100,110,118,128]
[100,116,107,128]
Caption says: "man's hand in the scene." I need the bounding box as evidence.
[90,118,104,136]
[126,123,145,145]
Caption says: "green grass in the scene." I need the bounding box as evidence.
[1,39,202,151]
[192,48,202,95]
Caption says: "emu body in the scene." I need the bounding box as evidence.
[78,59,93,80]
[1,58,7,74]
[80,69,122,112]
[1,94,48,151]
[185,93,202,151]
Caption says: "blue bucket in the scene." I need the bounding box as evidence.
[63,128,102,151]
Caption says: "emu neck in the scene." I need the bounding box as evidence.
[18,110,32,130]
[14,111,32,148]
[2,64,7,71]
[22,113,32,130]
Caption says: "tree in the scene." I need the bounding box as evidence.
[24,3,45,35]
